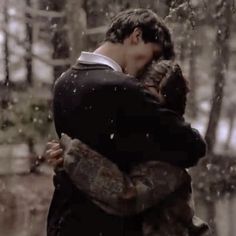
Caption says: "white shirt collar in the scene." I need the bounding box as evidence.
[77,51,123,72]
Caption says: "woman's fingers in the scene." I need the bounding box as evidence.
[44,139,66,168]
[46,148,63,160]
[46,142,60,150]
[43,139,64,168]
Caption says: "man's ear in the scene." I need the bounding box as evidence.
[130,27,143,44]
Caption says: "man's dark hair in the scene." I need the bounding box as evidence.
[142,60,190,116]
[105,9,175,60]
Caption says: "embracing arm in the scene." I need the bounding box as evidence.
[94,77,206,168]
[54,76,201,216]
[61,134,191,217]
[113,80,207,168]
[149,108,207,168]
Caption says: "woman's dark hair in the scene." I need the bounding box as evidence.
[105,9,175,60]
[142,60,190,116]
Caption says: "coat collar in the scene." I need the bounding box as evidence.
[77,51,123,73]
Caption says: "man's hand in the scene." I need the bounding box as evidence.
[45,139,64,168]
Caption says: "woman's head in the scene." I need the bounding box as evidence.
[141,60,190,116]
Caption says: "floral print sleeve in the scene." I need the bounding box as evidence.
[61,134,191,216]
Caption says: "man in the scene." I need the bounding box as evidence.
[47,9,200,236]
[47,61,209,235]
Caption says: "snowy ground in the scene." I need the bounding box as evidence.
[0,169,236,236]
[0,167,53,236]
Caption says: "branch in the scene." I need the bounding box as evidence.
[85,25,107,35]
[0,26,71,66]
[164,1,198,29]
[24,6,65,18]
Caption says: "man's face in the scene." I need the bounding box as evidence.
[123,29,162,76]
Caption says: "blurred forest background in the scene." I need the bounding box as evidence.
[0,0,236,235]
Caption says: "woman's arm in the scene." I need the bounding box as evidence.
[61,134,191,216]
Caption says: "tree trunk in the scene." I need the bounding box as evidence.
[206,200,217,236]
[3,0,10,86]
[224,109,235,151]
[25,0,33,85]
[42,0,71,81]
[27,137,38,173]
[205,0,231,153]
[188,37,198,118]
[179,40,186,63]
[157,0,173,17]
[66,0,87,63]
[164,0,191,62]
[1,0,11,124]
[228,196,234,236]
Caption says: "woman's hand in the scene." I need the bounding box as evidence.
[44,134,73,168]
[45,139,64,168]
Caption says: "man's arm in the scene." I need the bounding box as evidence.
[61,134,191,217]
[48,74,203,215]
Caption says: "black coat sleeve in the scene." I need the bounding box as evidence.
[96,76,207,168]
[149,108,207,168]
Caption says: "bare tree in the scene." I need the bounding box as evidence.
[41,0,70,81]
[25,0,33,85]
[66,0,86,63]
[3,0,10,86]
[205,0,232,153]
[188,37,198,118]
[1,0,11,122]
[206,200,217,236]
[224,106,235,151]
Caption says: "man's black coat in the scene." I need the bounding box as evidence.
[47,63,206,236]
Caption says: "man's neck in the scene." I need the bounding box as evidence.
[94,42,125,71]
